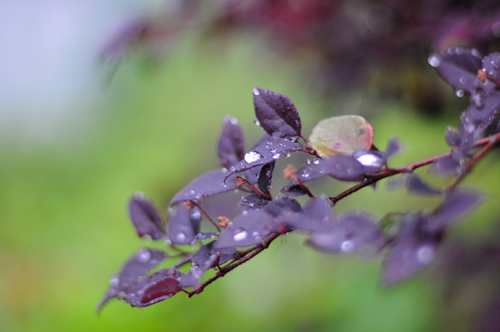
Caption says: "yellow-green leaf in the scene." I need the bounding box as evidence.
[309,115,374,157]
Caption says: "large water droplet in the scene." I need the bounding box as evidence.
[456,90,464,97]
[254,119,261,126]
[313,159,320,165]
[191,210,201,220]
[340,240,355,252]
[233,230,248,242]
[177,233,186,242]
[230,118,238,125]
[416,245,435,264]
[428,55,440,67]
[137,249,151,262]
[252,88,260,96]
[189,190,195,195]
[272,153,280,160]
[356,153,384,168]
[244,151,263,163]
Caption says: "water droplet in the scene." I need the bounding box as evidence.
[270,148,277,154]
[456,47,463,55]
[456,90,464,97]
[191,210,201,220]
[189,190,195,195]
[416,245,435,264]
[252,88,260,96]
[245,151,263,163]
[285,153,291,158]
[252,231,261,241]
[356,153,384,168]
[302,173,309,178]
[233,230,248,242]
[134,192,145,200]
[459,77,467,84]
[340,240,355,252]
[230,118,238,125]
[242,211,248,216]
[428,54,440,67]
[272,154,280,160]
[109,275,119,287]
[471,49,480,57]
[222,168,228,173]
[313,159,320,165]
[137,249,151,262]
[306,159,311,164]
[177,233,186,242]
[253,119,260,126]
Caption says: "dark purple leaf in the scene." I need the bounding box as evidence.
[217,116,245,169]
[238,193,270,211]
[225,137,302,179]
[405,174,441,196]
[243,134,272,184]
[322,155,365,182]
[444,127,461,147]
[214,210,278,249]
[168,205,201,245]
[307,211,383,254]
[262,197,301,218]
[482,53,500,82]
[97,248,167,312]
[279,184,309,197]
[431,47,483,96]
[257,162,275,195]
[252,88,301,138]
[352,150,387,174]
[429,156,460,176]
[170,169,238,205]
[180,243,220,288]
[385,137,403,158]
[123,268,184,307]
[285,196,334,232]
[459,93,500,146]
[381,214,441,285]
[190,232,218,246]
[427,189,482,232]
[129,193,165,240]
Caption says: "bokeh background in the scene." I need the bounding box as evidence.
[2,1,500,331]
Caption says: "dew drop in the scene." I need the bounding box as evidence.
[137,249,151,262]
[428,54,440,67]
[313,159,320,165]
[191,210,201,220]
[252,231,261,241]
[189,190,195,195]
[253,119,260,126]
[270,148,277,154]
[109,275,119,287]
[252,88,260,96]
[416,245,435,264]
[233,230,248,242]
[230,118,238,125]
[459,77,467,84]
[340,240,355,252]
[456,90,464,97]
[177,233,186,242]
[356,153,384,168]
[272,154,280,160]
[245,151,263,163]
[134,192,145,200]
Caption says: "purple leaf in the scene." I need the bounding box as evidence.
[482,53,500,82]
[168,205,201,245]
[238,193,270,211]
[170,169,238,205]
[381,214,440,285]
[214,210,278,249]
[217,116,245,169]
[322,155,365,181]
[257,162,275,195]
[285,196,334,232]
[427,189,482,232]
[431,47,483,96]
[190,232,218,246]
[405,174,441,196]
[252,88,301,138]
[225,137,302,179]
[97,248,167,312]
[262,197,301,219]
[385,137,403,158]
[123,268,184,307]
[444,127,461,147]
[180,243,220,288]
[307,211,383,254]
[429,156,460,176]
[352,150,387,174]
[129,193,165,240]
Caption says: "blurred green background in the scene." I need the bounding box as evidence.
[1,3,500,332]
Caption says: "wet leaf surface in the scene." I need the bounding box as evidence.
[168,204,201,245]
[285,196,334,232]
[218,116,245,169]
[253,88,301,138]
[129,193,165,240]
